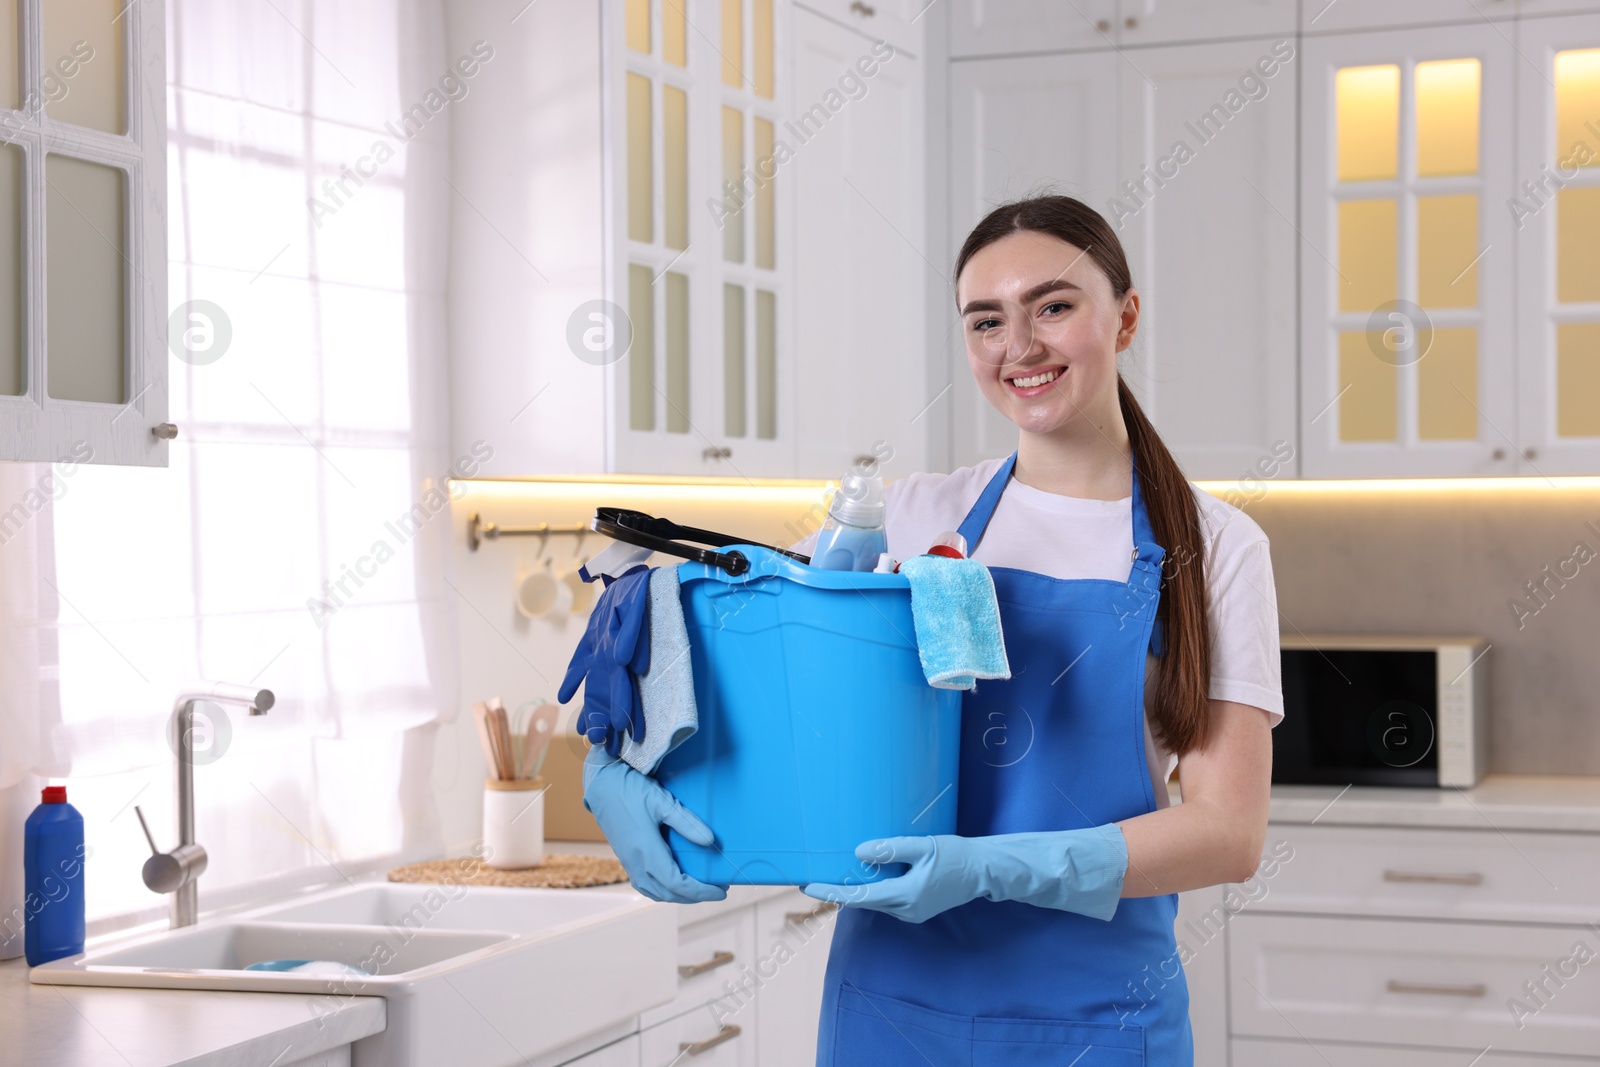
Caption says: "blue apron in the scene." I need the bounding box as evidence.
[814,448,1193,1066]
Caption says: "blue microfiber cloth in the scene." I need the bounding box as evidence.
[898,555,1011,690]
[620,565,699,774]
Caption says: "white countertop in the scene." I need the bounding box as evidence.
[1260,774,1600,833]
[0,953,385,1067]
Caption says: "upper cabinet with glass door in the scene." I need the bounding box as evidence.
[610,0,795,478]
[1515,15,1600,474]
[0,0,166,465]
[1299,24,1518,477]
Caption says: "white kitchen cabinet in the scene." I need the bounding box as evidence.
[1119,0,1297,46]
[945,32,1298,479]
[946,0,1117,58]
[945,51,1121,469]
[640,1010,753,1067]
[607,0,799,479]
[1521,0,1600,14]
[1300,0,1516,34]
[796,0,923,56]
[1514,13,1600,474]
[1298,22,1520,477]
[752,893,836,1067]
[563,1035,641,1067]
[1228,822,1600,925]
[1175,887,1230,1067]
[791,5,929,480]
[1115,35,1300,480]
[1220,812,1600,1064]
[1233,1036,1600,1065]
[447,0,930,480]
[0,0,168,466]
[1230,912,1600,1057]
[948,0,1294,57]
[641,904,759,1029]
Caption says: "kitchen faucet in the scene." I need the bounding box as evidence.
[133,681,275,928]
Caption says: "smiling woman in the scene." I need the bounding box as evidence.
[795,195,1283,1067]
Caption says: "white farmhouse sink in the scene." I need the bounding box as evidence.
[30,881,676,1067]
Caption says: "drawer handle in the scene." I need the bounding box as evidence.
[679,950,735,979]
[680,1024,742,1055]
[1382,869,1484,886]
[786,902,838,925]
[1387,979,1488,998]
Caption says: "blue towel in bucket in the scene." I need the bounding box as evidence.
[620,565,699,774]
[897,555,1011,690]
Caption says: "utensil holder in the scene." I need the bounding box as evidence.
[483,777,545,870]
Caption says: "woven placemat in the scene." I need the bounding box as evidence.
[387,853,628,889]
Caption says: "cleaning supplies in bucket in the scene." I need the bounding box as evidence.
[809,472,888,572]
[564,508,963,888]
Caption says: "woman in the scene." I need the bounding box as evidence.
[581,194,1281,1064]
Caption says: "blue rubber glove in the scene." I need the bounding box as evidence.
[558,565,652,756]
[801,826,1129,924]
[582,745,727,903]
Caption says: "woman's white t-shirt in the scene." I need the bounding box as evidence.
[790,456,1284,809]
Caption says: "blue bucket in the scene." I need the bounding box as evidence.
[655,544,962,887]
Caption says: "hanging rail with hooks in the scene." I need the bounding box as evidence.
[467,514,590,553]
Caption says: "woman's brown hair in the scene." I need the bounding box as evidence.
[953,194,1213,757]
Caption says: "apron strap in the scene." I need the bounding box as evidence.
[954,452,1017,554]
[955,448,1169,655]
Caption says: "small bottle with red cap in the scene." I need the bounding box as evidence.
[24,785,86,965]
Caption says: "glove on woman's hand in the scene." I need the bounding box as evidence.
[582,745,727,903]
[801,826,1129,924]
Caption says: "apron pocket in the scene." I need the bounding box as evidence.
[834,984,1146,1067]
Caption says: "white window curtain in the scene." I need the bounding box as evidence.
[2,0,460,932]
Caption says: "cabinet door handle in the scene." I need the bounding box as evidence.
[1382,869,1484,886]
[786,902,838,925]
[1386,979,1487,998]
[849,1,876,16]
[679,950,735,978]
[152,422,179,439]
[679,1024,742,1055]
[702,446,732,461]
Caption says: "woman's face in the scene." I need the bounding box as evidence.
[956,230,1138,438]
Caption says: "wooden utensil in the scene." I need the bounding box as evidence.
[489,701,514,780]
[471,701,499,779]
[521,703,560,780]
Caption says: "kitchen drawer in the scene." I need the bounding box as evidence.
[753,891,837,1067]
[640,1007,753,1067]
[1234,823,1600,924]
[1234,1036,1600,1065]
[1229,913,1600,1057]
[640,906,757,1029]
[561,1035,641,1067]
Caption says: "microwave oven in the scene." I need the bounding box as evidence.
[1275,634,1489,788]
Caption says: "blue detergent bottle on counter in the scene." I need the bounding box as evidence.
[24,785,86,965]
[810,472,888,571]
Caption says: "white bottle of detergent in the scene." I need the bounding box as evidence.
[810,472,888,571]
